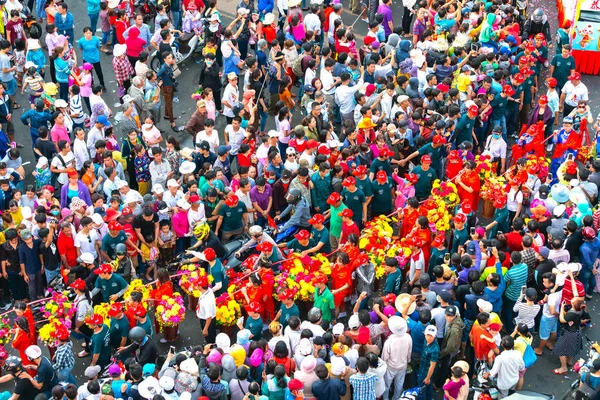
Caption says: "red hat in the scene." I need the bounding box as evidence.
[563,20,572,29]
[352,165,368,176]
[538,95,548,105]
[244,301,262,313]
[453,213,467,223]
[502,85,516,96]
[121,206,133,216]
[379,148,393,157]
[314,274,328,284]
[308,213,325,224]
[339,208,354,218]
[294,229,310,241]
[69,278,86,290]
[355,253,369,266]
[527,55,537,63]
[130,304,147,317]
[67,169,78,178]
[279,288,295,300]
[405,173,418,184]
[546,77,558,88]
[107,221,123,231]
[535,33,545,40]
[94,263,113,275]
[257,241,274,253]
[489,323,501,331]
[384,293,397,304]
[462,202,473,214]
[44,185,55,193]
[518,56,528,64]
[85,314,104,326]
[525,42,535,51]
[104,208,121,222]
[568,72,581,81]
[225,194,239,207]
[342,176,356,187]
[52,325,70,341]
[198,274,209,287]
[306,139,319,149]
[357,326,371,345]
[288,379,304,392]
[203,248,217,261]
[107,302,123,317]
[365,84,376,97]
[432,135,447,145]
[189,194,201,204]
[432,235,445,248]
[448,150,460,160]
[364,36,376,46]
[520,67,534,75]
[327,192,341,205]
[468,105,479,114]
[421,155,432,164]
[493,196,507,208]
[376,170,387,182]
[317,146,331,155]
[406,236,423,247]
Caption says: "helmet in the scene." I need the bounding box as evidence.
[129,326,146,343]
[4,356,22,374]
[532,9,544,23]
[307,307,322,323]
[286,188,302,205]
[248,225,263,236]
[582,226,597,241]
[193,222,210,240]
[115,243,127,256]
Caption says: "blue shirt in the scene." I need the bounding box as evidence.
[78,36,101,64]
[408,318,426,354]
[18,239,42,274]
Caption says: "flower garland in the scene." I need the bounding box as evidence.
[39,319,64,347]
[93,303,112,327]
[179,264,213,298]
[0,345,8,365]
[480,175,507,201]
[215,293,242,326]
[0,317,11,346]
[155,293,186,328]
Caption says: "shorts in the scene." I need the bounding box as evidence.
[539,315,558,340]
[462,318,474,343]
[3,78,16,96]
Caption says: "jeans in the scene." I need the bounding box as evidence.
[503,296,517,333]
[44,268,59,284]
[505,104,520,138]
[89,13,99,32]
[491,115,507,142]
[101,30,111,46]
[58,82,69,102]
[36,0,46,19]
[57,367,77,385]
[418,381,434,400]
[259,108,268,132]
[383,368,407,400]
[581,268,596,296]
[7,271,27,300]
[27,271,44,300]
[172,11,182,30]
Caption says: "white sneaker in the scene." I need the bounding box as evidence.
[160,338,168,343]
[173,97,180,103]
[338,311,347,319]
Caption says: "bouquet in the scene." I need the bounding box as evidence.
[215,293,242,326]
[191,87,204,101]
[123,279,151,307]
[42,290,76,325]
[474,154,495,182]
[39,320,63,347]
[419,197,452,232]
[155,293,186,328]
[430,180,459,207]
[179,264,213,298]
[0,344,8,365]
[273,273,300,301]
[0,317,11,346]
[480,175,507,201]
[93,303,112,327]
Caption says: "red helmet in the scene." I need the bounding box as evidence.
[582,227,597,241]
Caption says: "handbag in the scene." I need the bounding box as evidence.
[172,65,181,79]
[519,337,538,368]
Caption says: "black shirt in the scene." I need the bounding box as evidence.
[198,231,226,259]
[14,374,37,398]
[0,241,20,273]
[40,241,61,271]
[34,138,57,160]
[133,213,159,242]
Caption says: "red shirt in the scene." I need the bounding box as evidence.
[562,278,585,305]
[471,324,497,361]
[57,232,78,267]
[506,232,524,253]
[123,223,139,257]
[340,221,360,245]
[237,153,252,168]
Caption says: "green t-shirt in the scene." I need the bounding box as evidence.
[91,324,112,365]
[521,74,535,104]
[218,202,247,232]
[279,303,300,327]
[341,188,366,222]
[95,274,129,302]
[286,238,315,253]
[137,318,153,336]
[418,143,442,167]
[412,166,438,199]
[356,177,374,197]
[385,269,402,295]
[109,316,130,349]
[311,226,331,254]
[101,231,129,259]
[370,158,392,175]
[314,286,335,322]
[200,180,225,198]
[370,179,394,213]
[209,259,229,296]
[451,227,469,254]
[454,114,476,145]
[329,203,348,237]
[551,54,576,85]
[245,315,263,340]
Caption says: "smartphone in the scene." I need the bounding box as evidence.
[209,343,218,349]
[567,153,574,161]
[169,346,176,353]
[497,231,503,236]
[470,227,476,235]
[547,173,553,181]
[471,43,479,52]
[521,285,527,293]
[444,253,450,262]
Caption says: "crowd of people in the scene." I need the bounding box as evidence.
[0,0,596,399]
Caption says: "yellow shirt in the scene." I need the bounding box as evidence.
[456,74,472,93]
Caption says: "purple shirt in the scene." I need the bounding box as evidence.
[377,4,394,37]
[443,378,465,400]
[249,184,273,211]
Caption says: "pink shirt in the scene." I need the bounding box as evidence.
[80,73,92,97]
[172,210,190,237]
[51,124,70,144]
[205,99,216,120]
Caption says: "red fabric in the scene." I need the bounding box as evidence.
[258,268,275,321]
[57,232,78,267]
[123,223,139,257]
[237,153,252,168]
[446,160,463,181]
[263,26,277,44]
[13,330,36,375]
[331,263,352,307]
[572,50,600,75]
[414,228,432,272]
[471,324,497,361]
[340,221,360,245]
[115,20,129,45]
[401,208,419,238]
[562,278,585,305]
[151,281,173,333]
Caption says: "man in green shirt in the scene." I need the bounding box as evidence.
[371,171,394,216]
[412,155,438,200]
[284,229,315,253]
[239,301,263,340]
[353,165,373,207]
[451,212,470,254]
[550,44,576,94]
[205,247,228,296]
[275,289,300,327]
[306,213,331,255]
[86,314,112,369]
[326,192,348,250]
[313,274,335,324]
[311,163,332,213]
[369,147,393,180]
[92,263,130,303]
[216,194,248,241]
[341,176,367,227]
[108,302,130,357]
[400,134,447,177]
[384,257,402,295]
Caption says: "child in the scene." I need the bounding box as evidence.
[157,219,176,267]
[443,366,465,400]
[21,64,45,107]
[154,4,169,33]
[133,144,151,195]
[202,37,218,58]
[13,39,26,85]
[339,208,359,245]
[104,127,120,151]
[99,2,112,53]
[238,301,263,340]
[141,233,159,282]
[182,3,202,34]
[115,242,135,283]
[331,252,352,319]
[25,40,46,78]
[32,157,52,190]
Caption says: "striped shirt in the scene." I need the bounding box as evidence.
[349,372,378,400]
[505,263,529,301]
[513,299,541,329]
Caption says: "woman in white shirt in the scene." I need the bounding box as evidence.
[483,128,507,174]
[141,116,163,147]
[71,279,94,357]
[507,179,524,225]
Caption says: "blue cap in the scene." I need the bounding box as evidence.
[142,363,156,377]
[563,116,573,123]
[97,115,111,126]
[303,84,315,93]
[217,145,231,156]
[506,34,517,44]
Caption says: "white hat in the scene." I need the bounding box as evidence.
[78,252,95,264]
[215,332,231,349]
[180,358,199,375]
[179,392,192,400]
[268,130,279,138]
[424,325,437,337]
[54,99,68,108]
[21,206,32,219]
[332,322,344,336]
[91,213,104,225]
[122,94,134,104]
[124,192,140,204]
[263,12,275,25]
[167,179,179,188]
[176,198,191,210]
[348,314,360,329]
[159,375,175,391]
[27,41,40,51]
[553,204,566,217]
[328,139,343,148]
[179,160,196,175]
[209,13,221,21]
[388,315,407,335]
[285,147,297,155]
[237,7,250,15]
[138,376,162,399]
[570,179,580,187]
[24,61,36,69]
[116,180,129,189]
[310,0,324,4]
[330,356,347,376]
[107,0,121,7]
[25,345,42,359]
[113,43,127,57]
[297,338,312,356]
[36,156,48,169]
[409,49,426,68]
[476,299,493,313]
[288,0,301,6]
[152,184,165,194]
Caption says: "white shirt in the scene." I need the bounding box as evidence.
[196,129,220,152]
[300,320,325,338]
[86,126,104,157]
[304,67,316,88]
[408,250,424,281]
[327,12,341,42]
[72,138,90,170]
[507,188,523,212]
[51,151,75,185]
[320,68,336,95]
[562,81,589,107]
[74,229,99,259]
[163,189,184,208]
[196,289,216,319]
[284,326,301,354]
[225,125,246,155]
[277,0,288,14]
[70,94,85,124]
[235,188,254,224]
[149,160,171,188]
[222,83,239,118]
[335,79,364,115]
[299,151,315,169]
[304,13,321,35]
[188,205,206,228]
[489,349,525,391]
[542,290,562,319]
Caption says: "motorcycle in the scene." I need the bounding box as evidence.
[150,32,203,72]
[563,336,600,400]
[20,6,42,39]
[135,0,158,25]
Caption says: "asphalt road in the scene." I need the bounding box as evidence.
[2,0,600,396]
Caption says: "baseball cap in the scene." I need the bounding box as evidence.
[445,305,458,316]
[438,290,452,303]
[217,145,231,156]
[97,115,111,126]
[85,365,102,379]
[424,325,437,337]
[538,185,550,199]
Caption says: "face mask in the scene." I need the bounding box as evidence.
[206,61,213,67]
[268,179,275,184]
[159,208,168,214]
[492,134,500,139]
[209,24,219,32]
[51,210,60,216]
[281,179,290,184]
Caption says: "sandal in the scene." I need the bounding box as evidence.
[534,350,543,356]
[77,350,90,358]
[553,369,567,375]
[12,103,20,109]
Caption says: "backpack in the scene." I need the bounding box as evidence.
[521,339,537,368]
[292,55,305,77]
[571,373,600,400]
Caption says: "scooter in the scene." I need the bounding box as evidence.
[20,5,42,39]
[150,32,203,72]
[135,0,157,25]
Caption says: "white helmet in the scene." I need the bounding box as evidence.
[25,345,42,360]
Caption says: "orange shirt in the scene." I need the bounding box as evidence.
[471,323,497,361]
